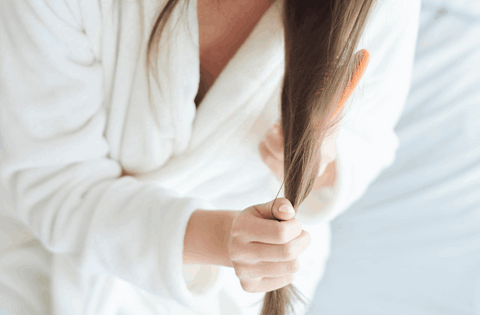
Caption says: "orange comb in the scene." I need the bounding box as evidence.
[335,49,370,116]
[315,49,370,119]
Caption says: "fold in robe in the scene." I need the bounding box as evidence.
[0,0,419,313]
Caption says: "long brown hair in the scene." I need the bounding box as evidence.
[147,0,376,314]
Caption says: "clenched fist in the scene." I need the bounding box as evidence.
[228,198,311,293]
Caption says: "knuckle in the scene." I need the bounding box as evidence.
[240,280,256,293]
[229,253,238,262]
[281,243,296,261]
[234,266,248,278]
[287,259,300,274]
[231,226,249,244]
[228,248,242,262]
[230,223,242,238]
[229,229,239,238]
[276,225,289,244]
[232,253,246,263]
[287,274,296,284]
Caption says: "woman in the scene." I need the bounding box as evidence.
[307,0,480,314]
[0,0,419,314]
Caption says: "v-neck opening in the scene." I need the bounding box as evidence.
[183,0,285,152]
[133,0,285,180]
[193,0,280,112]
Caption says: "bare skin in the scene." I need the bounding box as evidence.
[195,0,275,107]
[184,198,311,293]
[184,0,312,294]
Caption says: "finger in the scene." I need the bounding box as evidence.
[245,230,311,262]
[253,197,295,221]
[240,275,295,293]
[235,259,300,278]
[258,141,284,180]
[236,212,302,244]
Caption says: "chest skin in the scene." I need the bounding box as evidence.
[194,0,275,108]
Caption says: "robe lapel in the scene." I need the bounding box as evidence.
[188,0,285,151]
[116,0,200,174]
[152,0,200,155]
[136,0,285,189]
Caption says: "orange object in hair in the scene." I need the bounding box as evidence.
[334,49,370,117]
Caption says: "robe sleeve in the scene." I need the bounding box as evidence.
[298,0,421,223]
[0,0,221,311]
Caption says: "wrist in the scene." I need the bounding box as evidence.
[220,210,238,268]
[183,210,239,267]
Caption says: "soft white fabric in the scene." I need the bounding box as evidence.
[0,213,52,315]
[0,0,419,314]
[298,0,422,224]
[308,1,480,314]
[222,1,421,313]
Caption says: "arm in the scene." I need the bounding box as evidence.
[0,0,220,310]
[183,210,238,267]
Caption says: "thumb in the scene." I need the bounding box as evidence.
[254,197,296,222]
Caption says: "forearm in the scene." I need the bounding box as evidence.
[183,210,239,267]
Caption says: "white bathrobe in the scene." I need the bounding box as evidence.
[0,0,419,314]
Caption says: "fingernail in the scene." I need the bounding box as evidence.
[279,205,295,214]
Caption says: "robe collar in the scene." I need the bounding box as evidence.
[168,0,285,152]
[135,0,285,182]
[188,0,285,150]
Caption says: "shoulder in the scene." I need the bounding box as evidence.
[358,0,421,62]
[368,0,421,29]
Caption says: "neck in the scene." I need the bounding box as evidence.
[202,0,276,17]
